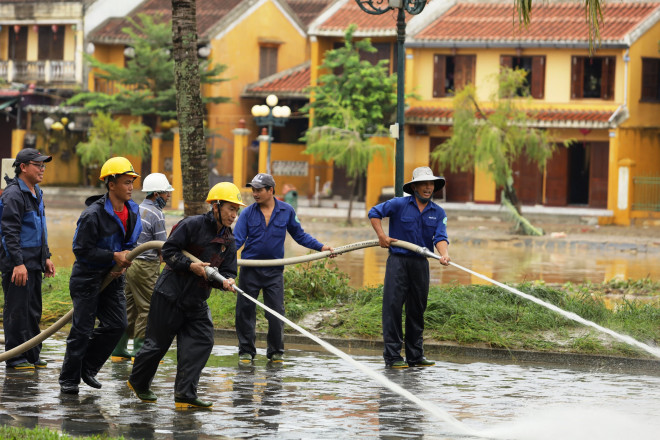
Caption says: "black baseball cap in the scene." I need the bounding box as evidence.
[247,173,276,189]
[13,148,52,167]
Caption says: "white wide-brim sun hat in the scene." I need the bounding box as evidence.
[402,166,446,195]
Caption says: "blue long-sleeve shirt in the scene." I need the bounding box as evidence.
[234,198,324,263]
[368,196,449,258]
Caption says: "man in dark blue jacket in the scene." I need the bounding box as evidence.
[59,157,141,394]
[1,148,55,370]
[369,167,450,369]
[128,182,243,409]
[234,173,333,364]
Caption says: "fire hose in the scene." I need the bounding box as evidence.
[2,238,660,361]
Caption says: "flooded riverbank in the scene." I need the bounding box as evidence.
[45,208,660,289]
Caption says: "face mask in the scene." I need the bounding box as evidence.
[414,191,432,204]
[154,195,167,210]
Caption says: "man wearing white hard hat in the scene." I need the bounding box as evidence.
[368,166,450,369]
[111,173,173,361]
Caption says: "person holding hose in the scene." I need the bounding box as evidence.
[59,157,141,394]
[111,173,173,361]
[128,182,243,409]
[1,148,55,370]
[368,167,450,369]
[234,173,334,364]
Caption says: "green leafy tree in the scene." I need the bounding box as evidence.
[68,13,229,120]
[76,112,151,170]
[303,24,396,224]
[431,67,568,236]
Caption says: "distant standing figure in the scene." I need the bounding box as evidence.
[112,173,173,361]
[368,166,450,369]
[234,173,334,364]
[0,148,55,370]
[59,157,141,394]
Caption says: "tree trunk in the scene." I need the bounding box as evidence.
[503,184,522,216]
[172,0,208,216]
[346,179,355,226]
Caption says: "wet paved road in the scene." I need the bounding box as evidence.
[1,335,660,440]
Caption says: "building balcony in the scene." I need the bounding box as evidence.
[0,60,77,85]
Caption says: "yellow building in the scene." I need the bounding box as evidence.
[308,0,660,225]
[404,1,660,225]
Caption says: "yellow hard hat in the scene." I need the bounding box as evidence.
[206,182,246,206]
[99,157,140,181]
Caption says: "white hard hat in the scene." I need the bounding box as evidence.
[141,173,174,193]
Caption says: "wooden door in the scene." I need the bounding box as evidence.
[589,142,609,208]
[545,146,568,206]
[430,137,473,202]
[513,154,543,205]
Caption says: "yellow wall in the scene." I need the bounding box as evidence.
[87,43,126,90]
[625,21,660,128]
[365,141,395,210]
[207,0,309,174]
[0,27,7,59]
[63,25,75,61]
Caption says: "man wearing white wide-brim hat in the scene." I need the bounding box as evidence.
[368,166,450,369]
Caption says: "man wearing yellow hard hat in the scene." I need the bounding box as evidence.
[59,157,142,395]
[128,182,243,409]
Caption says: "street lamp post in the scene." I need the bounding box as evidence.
[355,0,428,196]
[251,94,291,175]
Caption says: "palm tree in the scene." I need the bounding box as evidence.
[172,0,208,215]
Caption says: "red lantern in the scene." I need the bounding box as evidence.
[51,25,58,33]
[13,25,20,34]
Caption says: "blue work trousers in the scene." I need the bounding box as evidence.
[235,266,284,359]
[382,254,430,364]
[2,270,43,366]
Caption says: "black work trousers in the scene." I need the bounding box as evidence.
[382,254,430,364]
[59,276,127,386]
[2,270,43,366]
[130,293,214,399]
[235,266,284,359]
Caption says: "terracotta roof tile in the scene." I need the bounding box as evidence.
[285,0,334,27]
[414,2,660,44]
[317,1,400,34]
[405,106,615,128]
[243,62,310,98]
[88,0,242,43]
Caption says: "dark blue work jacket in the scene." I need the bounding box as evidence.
[368,196,449,258]
[234,198,323,263]
[71,193,142,274]
[0,177,50,272]
[155,211,237,308]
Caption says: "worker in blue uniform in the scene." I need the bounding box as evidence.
[59,157,141,394]
[128,182,243,409]
[0,148,55,370]
[234,173,333,364]
[368,167,450,369]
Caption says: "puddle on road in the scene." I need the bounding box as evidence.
[46,209,660,290]
[1,335,659,440]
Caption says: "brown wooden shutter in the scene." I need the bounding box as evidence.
[601,56,615,100]
[433,54,447,97]
[588,142,609,208]
[545,146,568,206]
[641,58,660,101]
[571,56,584,99]
[259,46,278,79]
[9,26,28,61]
[531,56,545,99]
[430,137,474,202]
[500,55,513,68]
[454,55,475,91]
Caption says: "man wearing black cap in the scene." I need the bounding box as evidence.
[234,173,333,364]
[368,167,450,369]
[0,148,55,370]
